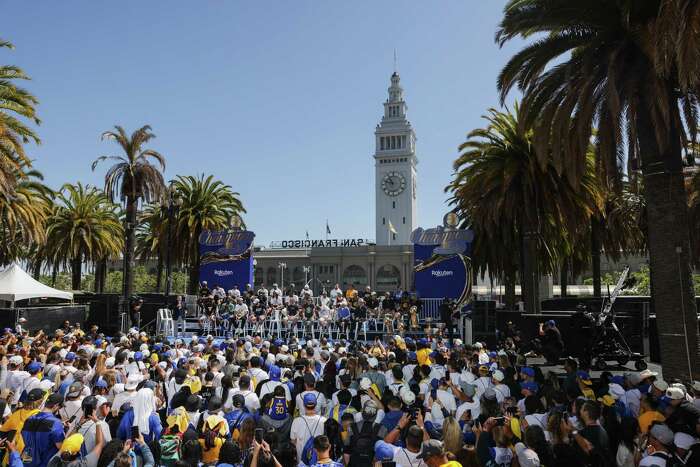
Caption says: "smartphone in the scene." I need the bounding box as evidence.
[494,417,506,426]
[130,426,140,439]
[254,428,264,443]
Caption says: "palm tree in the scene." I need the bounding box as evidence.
[446,106,602,311]
[136,203,169,292]
[172,175,246,294]
[496,0,700,379]
[0,163,52,266]
[0,39,40,198]
[92,125,165,299]
[45,183,123,290]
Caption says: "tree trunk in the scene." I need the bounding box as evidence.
[123,196,137,299]
[32,259,41,280]
[504,268,516,309]
[521,213,540,314]
[188,226,202,295]
[560,259,568,298]
[51,265,58,287]
[591,217,602,297]
[637,91,699,381]
[155,254,163,293]
[71,255,82,290]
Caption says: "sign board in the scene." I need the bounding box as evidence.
[268,239,373,249]
[412,222,473,306]
[199,230,255,290]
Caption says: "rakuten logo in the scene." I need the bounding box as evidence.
[431,270,453,277]
[214,270,234,277]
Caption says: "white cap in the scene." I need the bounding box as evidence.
[652,380,669,392]
[666,386,686,400]
[105,357,115,368]
[359,377,372,390]
[674,432,698,450]
[125,374,142,391]
[140,343,148,351]
[492,370,505,382]
[18,317,27,323]
[453,339,463,347]
[39,379,55,391]
[474,342,483,349]
[608,383,625,400]
[280,345,289,353]
[368,357,379,368]
[400,388,416,405]
[9,355,22,365]
[639,369,658,380]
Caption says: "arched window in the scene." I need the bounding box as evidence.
[266,267,276,286]
[376,264,401,292]
[342,265,368,288]
[254,267,264,287]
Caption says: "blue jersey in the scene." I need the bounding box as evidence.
[338,307,350,319]
[21,412,65,467]
[268,396,289,421]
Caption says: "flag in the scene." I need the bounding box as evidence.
[388,220,397,234]
[305,230,309,240]
[326,220,331,235]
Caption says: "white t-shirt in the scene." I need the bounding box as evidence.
[623,389,642,417]
[616,443,635,467]
[394,447,427,467]
[638,451,671,466]
[456,400,481,422]
[78,420,112,467]
[290,414,326,461]
[493,384,511,403]
[429,389,457,427]
[259,380,291,402]
[233,389,260,413]
[296,390,327,416]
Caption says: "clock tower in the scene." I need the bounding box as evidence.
[374,71,418,245]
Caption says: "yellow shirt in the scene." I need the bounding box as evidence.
[440,461,463,467]
[199,437,224,464]
[638,410,665,434]
[417,348,432,366]
[1,408,40,464]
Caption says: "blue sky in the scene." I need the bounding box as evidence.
[1,1,522,246]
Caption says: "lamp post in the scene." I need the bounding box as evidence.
[164,183,182,308]
[303,265,311,286]
[278,262,287,292]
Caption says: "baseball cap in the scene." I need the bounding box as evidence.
[674,432,698,450]
[649,424,674,445]
[67,382,84,399]
[374,441,397,461]
[483,388,497,401]
[64,352,76,361]
[608,383,625,400]
[492,370,505,382]
[45,392,64,407]
[520,381,539,394]
[368,357,379,368]
[652,380,669,392]
[26,361,42,374]
[576,371,592,385]
[417,439,445,460]
[520,367,535,377]
[666,386,686,400]
[60,434,85,456]
[303,393,317,408]
[362,401,378,420]
[26,388,46,402]
[638,369,657,380]
[134,351,144,361]
[94,378,109,389]
[269,365,281,381]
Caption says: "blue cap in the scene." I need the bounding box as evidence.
[27,361,42,374]
[95,378,108,389]
[463,431,477,445]
[520,381,539,393]
[488,351,497,358]
[134,352,143,361]
[153,344,162,352]
[430,378,440,389]
[521,367,535,377]
[374,441,396,461]
[269,365,281,381]
[611,375,624,385]
[576,370,591,381]
[219,342,228,351]
[3,328,11,334]
[198,337,207,345]
[273,338,283,347]
[212,343,220,350]
[303,393,317,407]
[546,319,556,326]
[65,352,76,361]
[429,351,439,359]
[177,357,187,368]
[404,337,414,345]
[95,339,103,347]
[418,338,428,346]
[407,351,417,361]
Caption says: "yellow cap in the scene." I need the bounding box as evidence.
[61,434,84,455]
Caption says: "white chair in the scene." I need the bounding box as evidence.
[157,308,176,337]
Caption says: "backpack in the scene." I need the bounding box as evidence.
[226,411,246,441]
[300,417,322,466]
[348,422,380,467]
[158,434,181,466]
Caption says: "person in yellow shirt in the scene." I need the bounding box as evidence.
[638,394,665,433]
[198,415,227,464]
[416,338,433,366]
[416,439,462,467]
[0,391,42,464]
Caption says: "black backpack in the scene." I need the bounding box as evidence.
[348,422,380,467]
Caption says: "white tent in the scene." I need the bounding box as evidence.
[0,263,73,304]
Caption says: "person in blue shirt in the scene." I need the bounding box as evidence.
[21,391,65,467]
[225,394,253,438]
[309,435,343,467]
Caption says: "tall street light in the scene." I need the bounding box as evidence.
[278,262,287,291]
[303,265,311,286]
[164,183,182,308]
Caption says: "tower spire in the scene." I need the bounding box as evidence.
[393,49,398,74]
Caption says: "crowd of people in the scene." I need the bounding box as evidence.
[188,282,425,339]
[0,310,699,467]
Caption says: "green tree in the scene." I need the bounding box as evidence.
[172,174,246,294]
[496,0,700,379]
[0,39,40,198]
[45,183,123,290]
[446,106,602,310]
[92,125,165,299]
[136,203,169,292]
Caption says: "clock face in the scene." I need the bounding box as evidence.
[381,171,406,196]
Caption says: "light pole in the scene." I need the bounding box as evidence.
[278,262,287,291]
[303,265,311,286]
[164,183,182,308]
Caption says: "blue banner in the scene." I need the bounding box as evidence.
[198,230,255,290]
[412,226,473,304]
